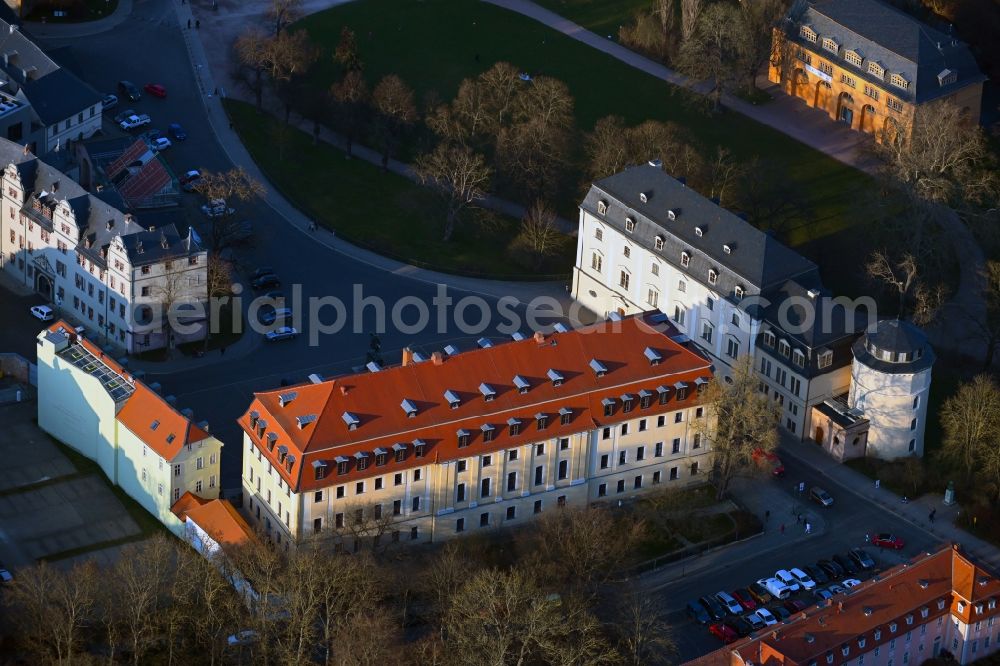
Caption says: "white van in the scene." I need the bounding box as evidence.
[758,577,791,600]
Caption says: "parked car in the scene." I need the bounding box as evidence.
[699,596,728,622]
[30,304,54,321]
[686,600,711,624]
[180,170,202,192]
[774,569,801,592]
[0,565,12,583]
[872,533,906,550]
[264,326,298,343]
[251,267,276,281]
[113,108,136,124]
[790,567,817,590]
[804,565,829,586]
[770,605,791,621]
[168,122,187,140]
[119,114,151,130]
[743,612,765,631]
[752,448,786,477]
[849,548,876,570]
[144,83,167,98]
[817,559,845,580]
[833,554,859,576]
[732,588,757,611]
[715,591,743,615]
[252,274,281,291]
[843,578,863,589]
[784,599,808,613]
[201,200,236,218]
[725,617,754,637]
[755,608,778,626]
[709,622,739,644]
[102,93,118,109]
[813,588,834,602]
[810,487,834,507]
[758,577,791,600]
[151,137,172,152]
[748,582,773,605]
[140,128,162,143]
[827,583,847,596]
[226,630,258,647]
[260,307,291,326]
[118,80,141,101]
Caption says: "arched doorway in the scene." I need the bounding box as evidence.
[814,426,824,444]
[792,68,809,100]
[36,273,52,301]
[814,81,833,114]
[837,92,855,127]
[860,104,877,133]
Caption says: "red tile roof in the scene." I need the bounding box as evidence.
[240,313,713,493]
[172,492,254,548]
[105,139,148,180]
[689,545,1000,666]
[47,321,211,461]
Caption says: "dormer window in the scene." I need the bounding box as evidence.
[734,285,744,299]
[763,331,775,347]
[480,383,496,402]
[845,50,863,67]
[401,399,418,418]
[889,623,897,633]
[868,61,884,78]
[906,614,914,625]
[336,456,349,475]
[481,424,496,442]
[708,269,718,285]
[445,389,461,409]
[823,37,839,55]
[355,451,369,471]
[625,217,635,233]
[957,601,966,613]
[508,418,521,437]
[602,397,616,417]
[414,440,426,457]
[266,432,278,452]
[645,347,662,365]
[597,200,607,215]
[621,394,635,413]
[457,429,470,448]
[874,629,881,641]
[639,191,649,203]
[342,411,360,431]
[818,349,833,369]
[675,382,688,400]
[680,251,690,268]
[536,413,549,430]
[313,461,327,480]
[393,443,408,462]
[800,25,817,43]
[792,349,806,368]
[513,375,531,394]
[778,340,791,358]
[559,407,572,425]
[590,358,608,377]
[842,646,850,657]
[921,607,929,618]
[657,385,670,404]
[547,369,564,387]
[374,448,388,466]
[695,226,704,237]
[639,389,653,409]
[858,638,866,649]
[890,73,909,90]
[938,69,957,86]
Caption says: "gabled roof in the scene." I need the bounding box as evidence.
[790,0,985,104]
[584,164,818,292]
[172,493,254,549]
[240,313,714,493]
[119,224,203,266]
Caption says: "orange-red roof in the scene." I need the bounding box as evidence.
[691,545,1000,666]
[240,313,713,493]
[172,492,253,548]
[46,321,211,460]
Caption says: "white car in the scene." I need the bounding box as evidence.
[758,577,791,600]
[790,567,817,590]
[201,199,236,218]
[30,304,54,321]
[755,608,778,626]
[150,137,172,152]
[715,591,743,615]
[775,569,801,592]
[843,578,863,588]
[119,113,151,130]
[226,630,258,646]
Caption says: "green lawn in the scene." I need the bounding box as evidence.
[295,0,873,248]
[533,0,651,39]
[225,100,572,279]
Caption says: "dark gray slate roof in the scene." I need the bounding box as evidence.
[584,164,819,293]
[756,279,868,348]
[853,319,935,373]
[119,224,201,266]
[788,0,985,105]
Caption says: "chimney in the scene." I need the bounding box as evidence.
[339,385,349,396]
[22,143,29,155]
[838,602,844,613]
[401,347,414,367]
[534,331,545,344]
[431,351,444,366]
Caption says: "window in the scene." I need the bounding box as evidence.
[800,26,817,43]
[623,246,631,258]
[693,433,702,449]
[673,304,685,326]
[887,97,903,112]
[619,451,627,466]
[482,454,493,467]
[845,50,863,67]
[625,217,635,233]
[506,506,516,520]
[822,37,839,54]
[734,285,744,299]
[637,445,646,461]
[654,236,664,251]
[560,438,569,451]
[890,73,908,90]
[864,84,880,101]
[708,269,718,285]
[796,48,812,65]
[726,337,739,358]
[412,496,421,511]
[457,483,466,502]
[913,396,920,410]
[337,486,346,498]
[619,270,630,290]
[670,467,679,480]
[680,252,690,268]
[535,443,545,457]
[534,466,544,486]
[558,460,568,480]
[841,73,856,88]
[560,410,571,426]
[706,297,715,311]
[414,469,423,481]
[647,289,659,308]
[393,500,401,515]
[507,471,517,492]
[456,460,467,473]
[356,481,365,495]
[651,263,659,276]
[616,480,625,493]
[655,442,663,457]
[597,201,607,216]
[868,61,884,78]
[174,464,181,477]
[690,461,699,475]
[598,483,607,497]
[600,454,609,469]
[818,350,833,368]
[790,377,801,396]
[701,321,714,344]
[591,252,603,272]
[509,450,519,462]
[410,527,419,540]
[820,62,833,76]
[314,491,323,502]
[602,428,611,441]
[394,473,403,486]
[621,423,629,436]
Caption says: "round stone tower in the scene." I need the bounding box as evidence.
[848,319,935,460]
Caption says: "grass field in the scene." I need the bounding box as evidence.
[533,0,651,39]
[225,100,572,279]
[295,0,873,248]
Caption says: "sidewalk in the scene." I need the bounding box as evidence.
[639,477,827,589]
[126,320,261,375]
[780,439,1000,570]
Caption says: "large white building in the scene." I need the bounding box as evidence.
[572,163,931,460]
[0,139,208,352]
[36,321,224,535]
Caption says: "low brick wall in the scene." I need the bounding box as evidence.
[0,353,36,386]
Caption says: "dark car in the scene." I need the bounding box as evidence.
[251,274,281,290]
[144,83,167,98]
[724,617,754,637]
[833,554,859,576]
[732,588,757,611]
[818,559,845,580]
[849,548,876,570]
[770,604,791,621]
[784,599,808,613]
[168,122,187,140]
[804,565,829,586]
[118,80,141,101]
[699,596,728,621]
[687,600,711,624]
[748,582,774,605]
[113,108,137,124]
[251,267,276,281]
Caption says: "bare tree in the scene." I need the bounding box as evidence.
[496,118,570,200]
[334,25,363,73]
[265,0,302,35]
[512,200,565,268]
[709,146,743,207]
[234,28,317,110]
[372,74,418,169]
[478,62,522,136]
[614,590,675,666]
[939,375,1000,483]
[234,29,271,109]
[619,10,673,61]
[736,0,785,93]
[414,142,492,242]
[676,2,745,111]
[965,261,1000,369]
[696,355,781,499]
[586,115,632,179]
[515,76,574,130]
[866,250,919,315]
[112,535,175,665]
[681,0,704,42]
[195,166,266,207]
[330,70,370,157]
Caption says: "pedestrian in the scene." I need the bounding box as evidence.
[196,19,200,28]
[765,509,770,522]
[780,524,785,535]
[929,509,936,523]
[805,522,811,534]
[875,479,880,489]
[229,121,234,130]
[865,532,870,543]
[220,345,226,356]
[187,18,191,28]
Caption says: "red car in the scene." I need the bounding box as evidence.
[732,588,757,611]
[709,622,739,644]
[144,83,167,98]
[752,448,786,477]
[872,533,906,550]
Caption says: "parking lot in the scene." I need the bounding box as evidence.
[0,402,143,568]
